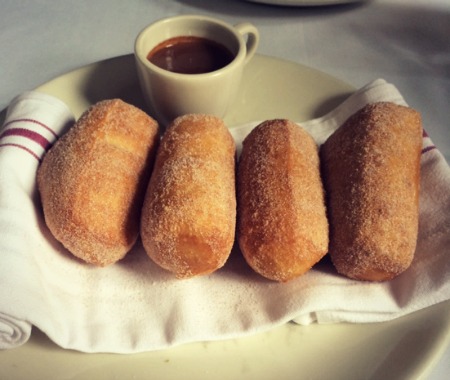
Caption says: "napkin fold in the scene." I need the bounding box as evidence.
[0,80,449,354]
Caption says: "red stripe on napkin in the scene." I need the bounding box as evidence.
[421,129,436,154]
[0,143,41,161]
[422,145,437,154]
[0,128,52,150]
[3,118,58,138]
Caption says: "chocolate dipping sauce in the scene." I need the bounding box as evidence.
[147,36,235,74]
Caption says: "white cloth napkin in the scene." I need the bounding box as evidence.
[0,80,449,353]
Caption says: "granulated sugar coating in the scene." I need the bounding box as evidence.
[37,99,159,266]
[140,114,236,278]
[237,119,329,282]
[320,102,422,281]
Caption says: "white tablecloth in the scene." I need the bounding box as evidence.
[1,0,448,377]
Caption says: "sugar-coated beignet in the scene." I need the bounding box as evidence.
[140,114,236,278]
[237,119,329,282]
[321,102,422,281]
[38,99,159,266]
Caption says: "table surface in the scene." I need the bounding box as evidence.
[1,0,449,378]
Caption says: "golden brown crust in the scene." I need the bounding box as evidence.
[140,114,236,278]
[237,119,329,282]
[37,99,159,266]
[320,102,422,281]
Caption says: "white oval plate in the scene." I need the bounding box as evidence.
[1,54,449,380]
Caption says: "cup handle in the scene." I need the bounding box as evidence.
[234,23,260,65]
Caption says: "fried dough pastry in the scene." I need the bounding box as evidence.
[237,119,329,282]
[321,102,422,281]
[38,99,159,266]
[140,114,236,278]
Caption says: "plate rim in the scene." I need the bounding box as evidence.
[243,0,367,7]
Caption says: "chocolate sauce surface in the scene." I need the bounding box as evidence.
[147,36,234,74]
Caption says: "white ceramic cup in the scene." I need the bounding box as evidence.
[134,15,259,125]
